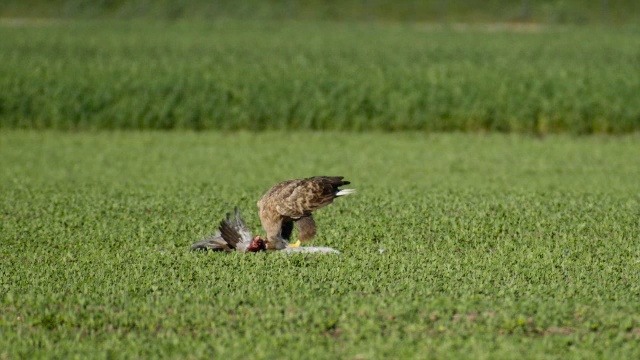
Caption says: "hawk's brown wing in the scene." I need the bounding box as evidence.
[263,176,352,219]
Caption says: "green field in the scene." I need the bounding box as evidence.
[2,7,640,358]
[2,131,640,358]
[1,21,639,133]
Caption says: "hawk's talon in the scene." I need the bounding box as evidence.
[288,240,302,248]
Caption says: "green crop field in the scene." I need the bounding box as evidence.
[2,131,640,358]
[2,6,640,358]
[1,21,639,133]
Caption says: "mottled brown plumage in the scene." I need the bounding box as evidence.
[257,176,355,250]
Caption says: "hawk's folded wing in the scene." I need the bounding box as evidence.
[268,176,353,218]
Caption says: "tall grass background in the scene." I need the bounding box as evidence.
[1,21,638,134]
[2,0,640,24]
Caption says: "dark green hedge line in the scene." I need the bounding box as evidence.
[2,0,640,24]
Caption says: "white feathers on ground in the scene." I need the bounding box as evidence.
[281,246,341,254]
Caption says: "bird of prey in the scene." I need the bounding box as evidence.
[191,207,266,252]
[257,176,355,250]
[191,207,340,254]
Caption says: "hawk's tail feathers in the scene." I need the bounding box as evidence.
[336,189,356,197]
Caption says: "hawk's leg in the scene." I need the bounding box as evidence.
[288,215,316,247]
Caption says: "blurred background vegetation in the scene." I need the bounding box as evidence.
[1,0,638,24]
[1,2,639,133]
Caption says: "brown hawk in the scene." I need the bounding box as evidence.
[257,176,355,250]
